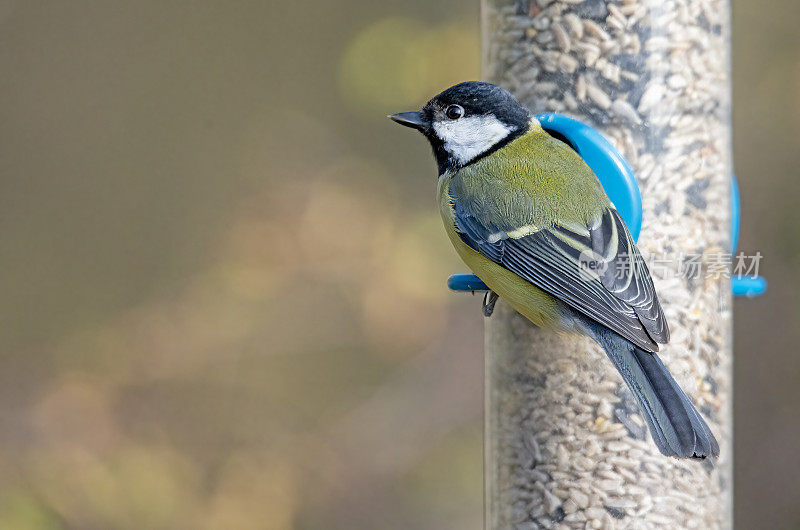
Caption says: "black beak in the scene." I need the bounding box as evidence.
[389,111,424,131]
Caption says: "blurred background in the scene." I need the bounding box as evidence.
[0,1,797,528]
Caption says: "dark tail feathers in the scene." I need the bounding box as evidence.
[592,325,720,459]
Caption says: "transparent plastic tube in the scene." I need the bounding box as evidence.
[482,0,733,527]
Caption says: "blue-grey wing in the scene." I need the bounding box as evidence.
[453,199,669,352]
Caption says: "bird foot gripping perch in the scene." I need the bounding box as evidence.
[482,291,499,317]
[446,113,767,298]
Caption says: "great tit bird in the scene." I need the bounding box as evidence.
[390,81,719,459]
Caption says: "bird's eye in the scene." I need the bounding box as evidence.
[445,104,464,120]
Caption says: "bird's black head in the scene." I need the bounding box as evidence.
[390,81,531,174]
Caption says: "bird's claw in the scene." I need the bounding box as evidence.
[482,290,499,317]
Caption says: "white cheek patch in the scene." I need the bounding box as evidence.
[433,115,513,166]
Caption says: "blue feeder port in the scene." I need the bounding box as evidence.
[730,175,766,296]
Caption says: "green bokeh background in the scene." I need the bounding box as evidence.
[0,1,797,528]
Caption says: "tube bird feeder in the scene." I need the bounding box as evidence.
[479,0,733,527]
